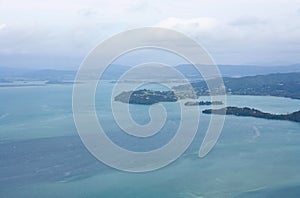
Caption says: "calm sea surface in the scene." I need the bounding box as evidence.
[1,82,300,198]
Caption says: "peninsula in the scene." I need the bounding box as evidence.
[202,107,300,123]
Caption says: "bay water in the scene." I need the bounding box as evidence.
[1,82,300,197]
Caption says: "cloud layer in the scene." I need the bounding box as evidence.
[0,0,300,68]
[0,24,6,30]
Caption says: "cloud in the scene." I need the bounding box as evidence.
[156,17,219,33]
[155,16,300,65]
[230,16,267,26]
[78,8,97,17]
[155,15,300,43]
[155,17,238,42]
[127,1,161,14]
[0,24,7,30]
[1,0,300,67]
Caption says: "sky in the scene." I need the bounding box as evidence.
[0,0,300,69]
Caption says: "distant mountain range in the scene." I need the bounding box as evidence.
[1,65,300,100]
[0,67,76,81]
[175,64,300,79]
[0,64,300,81]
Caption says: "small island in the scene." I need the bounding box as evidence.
[114,89,178,105]
[202,106,300,123]
[185,101,223,106]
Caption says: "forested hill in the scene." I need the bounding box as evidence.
[175,72,300,99]
[224,72,300,99]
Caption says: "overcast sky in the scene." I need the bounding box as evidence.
[0,0,300,69]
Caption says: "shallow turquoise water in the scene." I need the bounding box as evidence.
[1,83,300,197]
